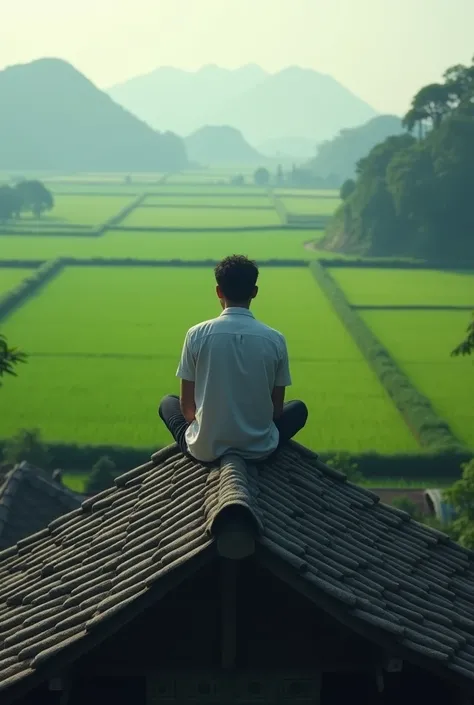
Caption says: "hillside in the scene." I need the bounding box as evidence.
[0,58,187,172]
[185,125,264,165]
[108,64,378,149]
[307,115,404,183]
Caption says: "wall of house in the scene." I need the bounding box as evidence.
[11,558,472,705]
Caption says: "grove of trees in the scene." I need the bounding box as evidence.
[0,180,54,223]
[324,56,474,260]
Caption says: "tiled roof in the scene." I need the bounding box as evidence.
[0,443,474,702]
[0,462,81,550]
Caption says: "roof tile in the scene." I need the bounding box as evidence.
[0,441,474,701]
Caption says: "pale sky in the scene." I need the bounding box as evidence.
[1,0,473,114]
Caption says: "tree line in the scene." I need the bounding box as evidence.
[326,56,474,260]
[0,180,54,223]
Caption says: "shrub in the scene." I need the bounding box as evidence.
[86,455,117,495]
[2,428,51,469]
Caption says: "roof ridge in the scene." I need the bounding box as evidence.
[204,454,263,537]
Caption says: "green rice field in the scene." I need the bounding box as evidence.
[1,175,472,472]
[0,229,320,260]
[121,206,281,229]
[281,197,341,215]
[0,268,33,297]
[143,195,273,208]
[0,266,418,452]
[20,195,133,226]
[332,268,474,308]
[362,310,474,447]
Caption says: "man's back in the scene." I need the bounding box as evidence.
[177,307,291,462]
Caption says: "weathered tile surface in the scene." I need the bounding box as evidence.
[0,442,473,698]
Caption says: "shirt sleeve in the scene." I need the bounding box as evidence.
[275,337,292,387]
[176,331,196,381]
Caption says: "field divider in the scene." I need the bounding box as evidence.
[139,203,276,211]
[0,258,65,323]
[318,257,474,270]
[112,224,288,233]
[97,192,148,234]
[0,260,46,268]
[353,304,474,312]
[268,188,288,225]
[58,257,309,267]
[309,260,467,453]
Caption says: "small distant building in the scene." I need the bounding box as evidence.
[0,461,81,550]
[0,443,473,705]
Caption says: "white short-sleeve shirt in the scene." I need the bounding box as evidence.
[176,307,291,462]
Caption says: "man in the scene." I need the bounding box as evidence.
[159,254,308,463]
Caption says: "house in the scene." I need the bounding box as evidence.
[0,442,473,705]
[0,461,81,550]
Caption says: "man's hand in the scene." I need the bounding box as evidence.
[271,386,285,420]
[180,379,196,423]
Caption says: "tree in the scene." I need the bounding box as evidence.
[0,334,27,385]
[253,167,270,187]
[15,180,54,218]
[230,174,245,186]
[405,83,453,131]
[452,315,474,357]
[86,455,117,495]
[340,179,356,200]
[276,164,284,186]
[444,459,474,549]
[0,186,17,223]
[2,428,51,469]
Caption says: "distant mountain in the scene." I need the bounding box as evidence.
[185,125,263,165]
[307,115,405,183]
[108,65,378,149]
[0,58,187,172]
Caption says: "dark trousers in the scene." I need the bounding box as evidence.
[158,394,308,461]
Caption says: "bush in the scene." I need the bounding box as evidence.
[254,167,270,186]
[2,428,51,469]
[390,496,420,519]
[86,455,117,495]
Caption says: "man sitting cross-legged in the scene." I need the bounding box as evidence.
[159,254,308,463]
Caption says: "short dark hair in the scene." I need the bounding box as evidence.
[214,255,259,302]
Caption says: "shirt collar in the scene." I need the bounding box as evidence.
[220,307,254,318]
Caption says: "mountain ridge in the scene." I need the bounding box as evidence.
[185,125,263,165]
[0,57,187,172]
[108,64,379,151]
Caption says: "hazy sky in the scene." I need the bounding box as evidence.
[1,0,473,114]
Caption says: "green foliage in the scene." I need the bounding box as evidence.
[452,315,474,356]
[86,455,117,495]
[390,495,421,519]
[443,459,474,548]
[15,180,54,218]
[2,428,51,468]
[0,334,26,385]
[340,179,356,200]
[307,115,404,183]
[254,167,270,186]
[0,185,21,222]
[325,452,363,483]
[324,56,474,260]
